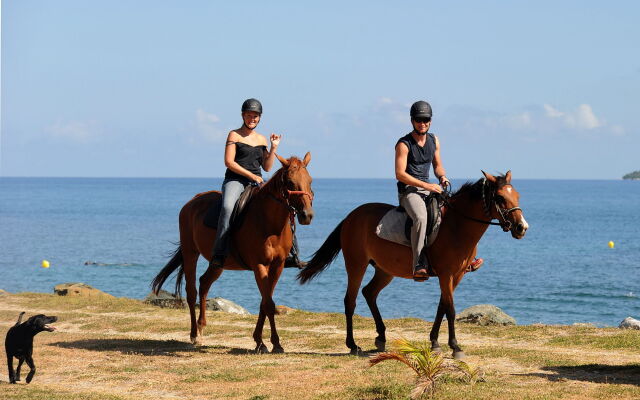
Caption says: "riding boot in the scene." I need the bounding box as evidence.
[413,249,430,282]
[284,232,307,269]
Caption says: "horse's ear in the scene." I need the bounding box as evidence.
[505,170,512,183]
[302,152,311,167]
[482,170,497,183]
[276,153,289,167]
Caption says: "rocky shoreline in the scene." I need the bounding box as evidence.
[4,282,639,330]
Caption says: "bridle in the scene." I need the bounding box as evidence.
[266,168,314,227]
[441,178,521,232]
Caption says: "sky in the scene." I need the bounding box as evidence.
[1,1,638,179]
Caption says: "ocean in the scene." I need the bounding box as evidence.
[1,177,638,326]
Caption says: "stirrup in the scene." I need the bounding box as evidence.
[208,256,224,269]
[284,256,307,269]
[466,258,484,272]
[413,266,430,282]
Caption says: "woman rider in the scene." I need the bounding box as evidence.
[208,99,282,268]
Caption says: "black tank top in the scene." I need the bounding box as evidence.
[224,142,266,183]
[396,132,436,192]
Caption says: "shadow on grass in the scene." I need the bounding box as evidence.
[222,345,378,358]
[52,339,381,358]
[51,339,210,356]
[524,364,640,386]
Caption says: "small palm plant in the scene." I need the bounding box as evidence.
[369,338,446,399]
[370,338,484,399]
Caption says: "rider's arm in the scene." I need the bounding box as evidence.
[262,134,279,172]
[395,142,442,193]
[432,136,449,187]
[224,131,262,182]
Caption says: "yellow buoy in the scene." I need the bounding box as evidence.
[41,260,50,268]
[608,241,615,249]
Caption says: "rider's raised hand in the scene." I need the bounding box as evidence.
[270,134,281,149]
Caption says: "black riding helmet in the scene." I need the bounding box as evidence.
[241,98,263,115]
[410,101,432,119]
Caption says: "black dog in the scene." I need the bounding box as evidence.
[5,312,57,383]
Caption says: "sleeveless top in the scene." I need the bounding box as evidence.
[396,132,436,193]
[224,142,266,183]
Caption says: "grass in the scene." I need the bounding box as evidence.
[1,292,640,399]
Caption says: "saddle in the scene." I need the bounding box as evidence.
[375,193,442,248]
[203,184,261,230]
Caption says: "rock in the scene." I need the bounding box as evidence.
[456,304,516,326]
[275,305,297,315]
[0,289,9,295]
[54,283,114,298]
[619,317,640,330]
[144,290,186,309]
[205,297,250,315]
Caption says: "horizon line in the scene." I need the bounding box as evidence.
[0,176,629,181]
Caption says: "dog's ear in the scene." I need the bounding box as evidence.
[15,312,25,325]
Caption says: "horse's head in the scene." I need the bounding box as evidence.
[275,152,314,225]
[482,170,528,239]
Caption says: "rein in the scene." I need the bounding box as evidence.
[440,179,521,232]
[264,168,314,231]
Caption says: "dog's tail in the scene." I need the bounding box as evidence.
[15,312,25,326]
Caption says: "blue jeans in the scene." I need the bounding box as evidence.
[212,179,249,258]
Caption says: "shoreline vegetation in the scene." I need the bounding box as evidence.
[623,170,640,180]
[1,290,640,399]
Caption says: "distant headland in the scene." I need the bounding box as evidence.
[623,170,640,180]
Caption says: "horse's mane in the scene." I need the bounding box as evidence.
[451,174,509,200]
[257,156,305,197]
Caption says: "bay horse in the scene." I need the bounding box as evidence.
[152,153,314,353]
[298,171,528,359]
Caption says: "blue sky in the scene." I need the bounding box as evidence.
[2,1,638,179]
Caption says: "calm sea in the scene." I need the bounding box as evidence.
[1,177,638,326]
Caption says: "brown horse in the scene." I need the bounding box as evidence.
[298,171,528,359]
[152,153,314,353]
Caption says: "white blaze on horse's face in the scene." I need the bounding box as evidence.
[496,181,528,239]
[287,154,314,225]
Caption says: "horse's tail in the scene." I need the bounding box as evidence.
[297,221,343,284]
[151,243,184,296]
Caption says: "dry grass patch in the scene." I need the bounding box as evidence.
[2,292,640,399]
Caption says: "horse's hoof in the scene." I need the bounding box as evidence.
[349,346,364,356]
[431,345,442,354]
[190,336,202,346]
[374,338,386,352]
[453,350,466,360]
[271,346,284,354]
[254,343,269,354]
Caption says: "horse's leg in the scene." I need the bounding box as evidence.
[252,264,278,353]
[361,267,393,352]
[266,264,285,353]
[343,252,369,355]
[182,251,200,345]
[437,274,465,359]
[429,295,446,353]
[197,265,223,339]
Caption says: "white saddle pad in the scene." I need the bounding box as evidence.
[375,206,441,247]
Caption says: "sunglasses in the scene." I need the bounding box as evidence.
[414,117,431,124]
